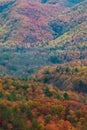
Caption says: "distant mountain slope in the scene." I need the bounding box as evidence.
[48,0,87,40]
[0,0,86,47]
[43,1,87,62]
[0,0,68,47]
[47,22,87,57]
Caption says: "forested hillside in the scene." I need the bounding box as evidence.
[0,0,87,78]
[0,0,86,47]
[34,59,87,93]
[0,77,87,130]
[0,0,87,130]
[0,0,68,47]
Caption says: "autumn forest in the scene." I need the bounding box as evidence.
[0,0,87,130]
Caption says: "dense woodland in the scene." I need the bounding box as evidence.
[0,60,87,129]
[34,59,87,93]
[0,0,87,78]
[0,76,87,130]
[0,0,87,130]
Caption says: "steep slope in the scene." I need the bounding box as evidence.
[0,0,68,47]
[47,0,87,40]
[43,1,87,63]
[0,0,86,47]
[34,59,87,92]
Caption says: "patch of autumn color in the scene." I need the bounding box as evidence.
[59,120,73,130]
[37,116,44,125]
[45,123,59,130]
[32,108,38,115]
[26,120,32,128]
[34,87,44,97]
[9,85,15,90]
[69,91,79,101]
[8,123,13,130]
[27,87,33,95]
[0,83,3,90]
[4,91,10,96]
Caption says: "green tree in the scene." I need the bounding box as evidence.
[0,92,4,98]
[20,104,33,120]
[65,67,71,73]
[74,68,79,72]
[63,92,70,100]
[56,92,62,100]
[44,87,53,97]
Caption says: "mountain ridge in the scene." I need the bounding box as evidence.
[0,0,86,47]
